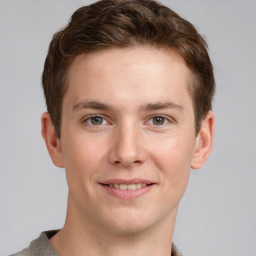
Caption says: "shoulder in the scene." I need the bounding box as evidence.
[10,230,60,256]
[10,248,30,256]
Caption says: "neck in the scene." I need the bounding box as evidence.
[50,195,178,256]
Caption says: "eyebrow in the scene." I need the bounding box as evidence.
[72,100,183,112]
[140,102,184,112]
[72,101,112,111]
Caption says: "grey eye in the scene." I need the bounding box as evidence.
[152,116,165,125]
[90,116,104,125]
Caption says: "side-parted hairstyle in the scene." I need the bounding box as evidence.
[42,0,215,138]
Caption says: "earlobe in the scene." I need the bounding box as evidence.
[191,111,215,170]
[41,112,64,168]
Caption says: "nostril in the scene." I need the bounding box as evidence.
[109,139,146,167]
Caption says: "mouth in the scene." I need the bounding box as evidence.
[100,183,153,190]
[99,179,156,199]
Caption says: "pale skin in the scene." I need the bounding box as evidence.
[41,46,214,256]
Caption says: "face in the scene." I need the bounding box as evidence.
[54,47,203,235]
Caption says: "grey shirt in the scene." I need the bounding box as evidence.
[11,230,183,256]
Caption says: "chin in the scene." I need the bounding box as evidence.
[98,207,163,236]
[107,220,151,236]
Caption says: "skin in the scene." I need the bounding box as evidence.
[42,46,214,256]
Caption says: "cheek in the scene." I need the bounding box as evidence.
[151,135,194,169]
[63,133,104,167]
[61,135,105,194]
[149,135,194,193]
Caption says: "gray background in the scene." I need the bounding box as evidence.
[1,0,255,255]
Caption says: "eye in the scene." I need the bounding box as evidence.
[148,115,170,126]
[84,115,108,126]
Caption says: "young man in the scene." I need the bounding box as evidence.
[12,0,215,255]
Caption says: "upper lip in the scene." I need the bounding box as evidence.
[100,178,156,185]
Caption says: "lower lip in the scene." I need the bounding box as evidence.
[101,184,154,200]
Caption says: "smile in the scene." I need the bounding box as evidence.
[100,179,155,199]
[108,183,147,190]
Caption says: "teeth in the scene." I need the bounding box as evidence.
[136,183,142,189]
[119,184,127,190]
[127,184,136,190]
[109,183,148,190]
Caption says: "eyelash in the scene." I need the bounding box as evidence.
[147,115,172,126]
[83,115,109,126]
[82,114,173,127]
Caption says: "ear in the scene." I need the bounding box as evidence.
[191,111,215,170]
[41,112,64,168]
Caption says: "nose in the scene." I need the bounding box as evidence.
[109,122,146,168]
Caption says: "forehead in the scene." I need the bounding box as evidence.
[64,46,192,110]
[69,46,188,78]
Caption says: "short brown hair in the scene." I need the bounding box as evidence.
[42,0,215,138]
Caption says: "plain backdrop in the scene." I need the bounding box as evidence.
[1,0,255,255]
